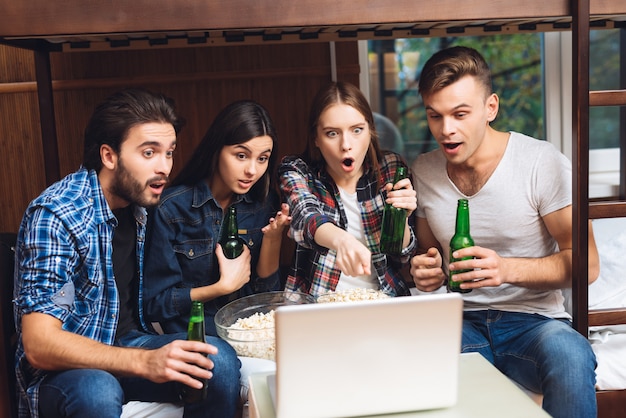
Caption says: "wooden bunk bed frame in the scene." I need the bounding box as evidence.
[1,1,625,417]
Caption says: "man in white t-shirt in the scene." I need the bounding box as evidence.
[409,46,599,418]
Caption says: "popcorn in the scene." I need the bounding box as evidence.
[226,310,276,360]
[316,288,391,303]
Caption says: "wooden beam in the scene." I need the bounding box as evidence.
[571,0,591,336]
[589,201,626,219]
[33,49,60,186]
[589,308,626,327]
[0,1,573,37]
[589,89,626,107]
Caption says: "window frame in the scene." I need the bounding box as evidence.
[359,32,621,199]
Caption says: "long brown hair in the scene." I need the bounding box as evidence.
[302,81,384,188]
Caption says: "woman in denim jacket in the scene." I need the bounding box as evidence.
[144,100,289,336]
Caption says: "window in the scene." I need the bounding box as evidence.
[364,29,623,199]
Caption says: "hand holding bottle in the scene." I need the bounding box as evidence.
[383,176,417,217]
[214,243,251,294]
[448,199,474,293]
[448,245,505,289]
[180,301,209,403]
[219,206,246,259]
[135,339,216,387]
[380,166,416,255]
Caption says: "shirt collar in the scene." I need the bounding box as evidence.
[192,179,254,208]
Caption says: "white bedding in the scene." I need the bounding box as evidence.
[588,218,626,390]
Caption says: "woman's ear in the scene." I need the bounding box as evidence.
[100,144,118,171]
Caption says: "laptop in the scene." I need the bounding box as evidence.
[269,292,463,418]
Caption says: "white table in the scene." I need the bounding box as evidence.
[248,352,550,418]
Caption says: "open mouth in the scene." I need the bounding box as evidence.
[443,143,461,150]
[148,176,169,192]
[342,158,354,167]
[149,182,165,192]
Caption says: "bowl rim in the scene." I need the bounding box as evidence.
[214,290,316,333]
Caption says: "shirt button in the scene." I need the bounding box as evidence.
[188,249,195,257]
[112,314,116,319]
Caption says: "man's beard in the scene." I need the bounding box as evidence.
[111,158,167,208]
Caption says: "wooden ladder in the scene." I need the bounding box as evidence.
[572,1,626,417]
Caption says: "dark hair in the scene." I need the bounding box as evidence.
[418,46,493,99]
[83,88,183,171]
[171,100,278,202]
[303,81,383,188]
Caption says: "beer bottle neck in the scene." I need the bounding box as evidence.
[222,207,239,239]
[393,166,406,184]
[189,301,204,321]
[455,201,470,235]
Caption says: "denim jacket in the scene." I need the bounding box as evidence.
[144,180,281,335]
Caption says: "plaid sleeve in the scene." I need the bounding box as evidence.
[14,206,80,325]
[279,156,336,254]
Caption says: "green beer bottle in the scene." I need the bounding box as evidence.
[380,166,408,255]
[448,199,474,293]
[181,300,208,403]
[219,206,245,259]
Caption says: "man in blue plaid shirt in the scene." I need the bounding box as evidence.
[13,89,240,418]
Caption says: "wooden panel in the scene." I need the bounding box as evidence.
[0,90,47,235]
[0,41,359,234]
[0,46,45,235]
[45,42,359,177]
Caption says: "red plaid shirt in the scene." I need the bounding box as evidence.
[279,152,416,297]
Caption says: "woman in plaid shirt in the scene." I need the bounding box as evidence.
[279,81,417,298]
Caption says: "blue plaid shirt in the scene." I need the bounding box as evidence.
[13,167,149,418]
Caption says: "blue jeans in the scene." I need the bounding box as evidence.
[462,310,597,418]
[39,331,241,418]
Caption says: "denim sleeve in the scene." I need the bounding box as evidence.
[143,206,192,324]
[252,269,281,292]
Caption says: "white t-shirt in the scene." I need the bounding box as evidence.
[411,132,572,319]
[335,187,378,290]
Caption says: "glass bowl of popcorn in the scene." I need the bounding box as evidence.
[214,291,316,360]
